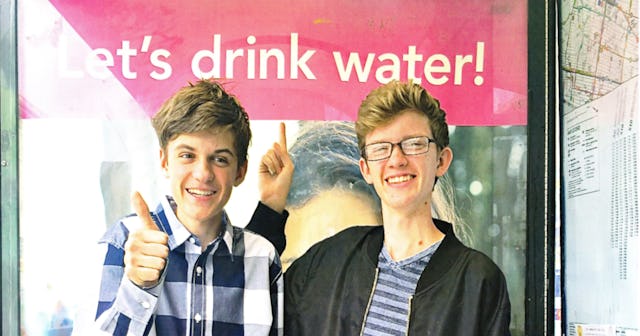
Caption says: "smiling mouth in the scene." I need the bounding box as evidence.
[386,175,415,184]
[187,188,216,196]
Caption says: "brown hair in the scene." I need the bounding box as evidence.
[151,80,251,167]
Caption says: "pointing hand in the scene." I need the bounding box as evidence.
[258,122,294,213]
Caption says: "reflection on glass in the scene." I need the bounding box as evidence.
[450,125,528,335]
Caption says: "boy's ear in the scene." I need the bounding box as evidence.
[436,147,453,177]
[234,160,248,186]
[159,148,169,177]
[359,157,374,185]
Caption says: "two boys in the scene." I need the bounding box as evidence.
[88,79,511,335]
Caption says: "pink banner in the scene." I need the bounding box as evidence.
[24,0,527,125]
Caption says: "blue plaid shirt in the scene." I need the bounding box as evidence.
[94,195,283,335]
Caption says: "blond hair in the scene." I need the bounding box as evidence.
[355,80,449,154]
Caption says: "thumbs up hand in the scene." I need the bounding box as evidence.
[258,122,294,214]
[124,192,170,288]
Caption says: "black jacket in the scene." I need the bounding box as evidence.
[248,213,511,335]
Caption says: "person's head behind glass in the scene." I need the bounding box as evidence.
[282,121,382,268]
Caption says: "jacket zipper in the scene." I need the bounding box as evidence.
[405,295,413,336]
[359,268,380,336]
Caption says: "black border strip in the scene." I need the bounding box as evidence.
[526,0,557,335]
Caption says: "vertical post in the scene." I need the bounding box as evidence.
[526,0,557,335]
[1,0,21,335]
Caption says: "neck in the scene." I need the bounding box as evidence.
[179,214,223,251]
[382,210,444,261]
[196,223,223,251]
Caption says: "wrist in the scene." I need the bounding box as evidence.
[259,198,286,214]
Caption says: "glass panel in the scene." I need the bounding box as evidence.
[450,126,527,334]
[17,1,528,334]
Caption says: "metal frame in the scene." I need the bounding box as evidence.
[525,0,557,335]
[1,0,20,334]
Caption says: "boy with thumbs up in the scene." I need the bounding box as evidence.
[90,80,291,335]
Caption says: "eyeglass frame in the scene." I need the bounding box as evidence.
[362,136,439,161]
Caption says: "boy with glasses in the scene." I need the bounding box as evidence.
[253,80,511,335]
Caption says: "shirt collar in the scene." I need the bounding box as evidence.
[219,211,235,257]
[156,195,234,256]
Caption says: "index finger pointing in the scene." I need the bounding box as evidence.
[278,122,287,150]
[131,191,159,231]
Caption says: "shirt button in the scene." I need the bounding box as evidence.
[194,313,202,323]
[141,301,150,309]
[189,237,196,244]
[196,266,203,275]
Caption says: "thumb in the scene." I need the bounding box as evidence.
[131,191,159,231]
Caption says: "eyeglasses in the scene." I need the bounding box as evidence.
[363,136,437,161]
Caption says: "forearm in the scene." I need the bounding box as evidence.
[92,243,162,335]
[94,278,159,335]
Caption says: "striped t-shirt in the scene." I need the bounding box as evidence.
[362,239,442,335]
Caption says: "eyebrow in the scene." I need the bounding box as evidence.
[173,144,236,157]
[368,135,433,144]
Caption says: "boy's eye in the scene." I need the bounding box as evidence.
[179,153,195,159]
[370,144,389,154]
[213,156,230,166]
[405,140,425,149]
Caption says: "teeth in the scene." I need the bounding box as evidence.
[188,188,214,196]
[387,175,412,184]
